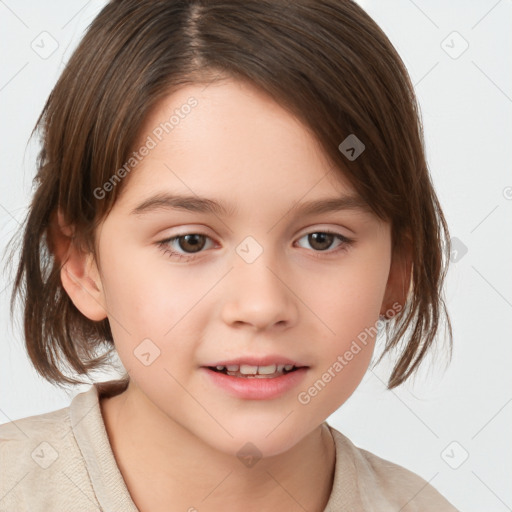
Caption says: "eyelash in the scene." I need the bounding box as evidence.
[156,230,354,262]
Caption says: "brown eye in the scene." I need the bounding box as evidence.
[157,233,214,261]
[295,230,354,258]
[157,229,353,263]
[307,232,335,251]
[176,234,207,253]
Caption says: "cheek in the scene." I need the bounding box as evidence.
[299,301,379,421]
[100,254,208,368]
[296,252,389,413]
[101,248,202,328]
[306,253,389,339]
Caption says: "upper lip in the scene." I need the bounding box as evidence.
[202,355,308,368]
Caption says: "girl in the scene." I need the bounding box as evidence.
[1,0,459,510]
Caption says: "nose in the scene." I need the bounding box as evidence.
[220,252,299,331]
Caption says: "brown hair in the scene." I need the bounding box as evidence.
[6,0,452,390]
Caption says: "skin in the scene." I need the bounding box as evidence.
[55,78,409,511]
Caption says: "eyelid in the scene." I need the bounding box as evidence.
[158,225,353,247]
[156,226,355,261]
[296,223,353,238]
[160,223,353,240]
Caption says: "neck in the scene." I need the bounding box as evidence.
[100,383,336,512]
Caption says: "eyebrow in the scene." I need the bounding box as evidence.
[129,192,373,217]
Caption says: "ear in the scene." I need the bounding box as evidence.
[380,236,412,318]
[49,208,108,322]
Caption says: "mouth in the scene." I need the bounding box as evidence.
[201,361,309,400]
[206,363,305,379]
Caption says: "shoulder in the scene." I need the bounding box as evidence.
[0,400,100,511]
[0,405,72,471]
[328,425,459,511]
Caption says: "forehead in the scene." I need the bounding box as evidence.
[114,79,369,217]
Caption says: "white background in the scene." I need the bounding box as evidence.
[1,1,511,510]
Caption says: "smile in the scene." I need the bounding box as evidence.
[201,365,309,400]
[209,363,300,378]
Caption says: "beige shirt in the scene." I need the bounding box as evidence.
[0,379,459,511]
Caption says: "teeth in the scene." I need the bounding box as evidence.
[240,364,258,375]
[212,363,297,375]
[258,364,277,375]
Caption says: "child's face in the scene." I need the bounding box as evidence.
[84,78,401,456]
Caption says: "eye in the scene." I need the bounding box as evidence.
[157,233,214,261]
[295,231,354,257]
[156,230,354,262]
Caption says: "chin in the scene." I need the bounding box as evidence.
[197,420,312,461]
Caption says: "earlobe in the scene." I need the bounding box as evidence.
[49,208,108,322]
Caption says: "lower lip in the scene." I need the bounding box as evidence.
[201,367,308,400]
